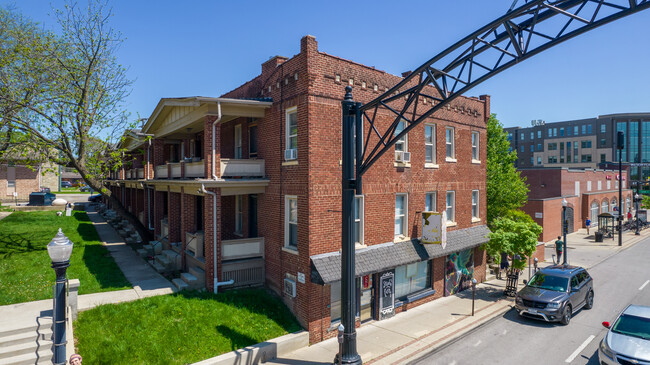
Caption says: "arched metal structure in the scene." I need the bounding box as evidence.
[357,0,650,175]
[337,1,650,364]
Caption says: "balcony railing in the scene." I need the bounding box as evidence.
[155,164,168,179]
[185,161,205,178]
[220,159,265,177]
[136,168,145,179]
[222,237,264,261]
[170,163,182,178]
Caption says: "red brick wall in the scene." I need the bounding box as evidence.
[203,187,222,292]
[168,192,181,243]
[0,164,40,202]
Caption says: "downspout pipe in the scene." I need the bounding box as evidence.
[212,101,222,180]
[146,139,154,230]
[199,184,233,293]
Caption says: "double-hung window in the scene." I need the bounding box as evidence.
[285,196,298,249]
[285,107,298,160]
[472,190,479,221]
[425,124,436,165]
[446,191,455,223]
[395,119,408,161]
[355,196,364,245]
[395,194,408,238]
[235,195,243,234]
[425,192,436,212]
[446,127,455,161]
[471,131,480,161]
[234,124,242,159]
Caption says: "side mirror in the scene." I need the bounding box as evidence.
[523,279,528,285]
[602,321,610,329]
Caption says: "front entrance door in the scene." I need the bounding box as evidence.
[358,275,373,322]
[248,194,258,237]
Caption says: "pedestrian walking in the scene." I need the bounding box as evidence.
[555,236,564,264]
[586,218,591,235]
[498,251,509,279]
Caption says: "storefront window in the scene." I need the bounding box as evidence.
[330,281,341,323]
[394,261,430,299]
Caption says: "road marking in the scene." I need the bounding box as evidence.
[640,280,650,291]
[473,340,482,347]
[565,335,595,363]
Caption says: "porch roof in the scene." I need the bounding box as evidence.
[310,225,491,285]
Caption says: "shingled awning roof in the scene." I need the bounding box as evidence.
[310,225,490,285]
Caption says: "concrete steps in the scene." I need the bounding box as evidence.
[189,266,206,289]
[172,278,188,291]
[162,250,181,270]
[152,261,166,273]
[181,273,199,290]
[0,320,53,365]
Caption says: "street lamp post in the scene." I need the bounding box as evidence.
[47,229,74,365]
[471,278,477,316]
[562,198,568,265]
[634,192,641,236]
[617,131,624,247]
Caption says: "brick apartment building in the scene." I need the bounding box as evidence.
[1,159,58,203]
[520,167,632,242]
[105,35,492,343]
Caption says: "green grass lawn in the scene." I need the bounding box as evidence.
[54,188,91,194]
[0,211,131,305]
[74,289,302,364]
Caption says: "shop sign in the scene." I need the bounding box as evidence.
[606,175,612,180]
[378,271,395,320]
[421,211,447,249]
[535,212,543,218]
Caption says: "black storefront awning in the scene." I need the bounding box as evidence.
[310,225,491,285]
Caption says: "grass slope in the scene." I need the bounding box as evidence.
[0,211,131,305]
[74,289,302,364]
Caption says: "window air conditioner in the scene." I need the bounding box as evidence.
[284,278,296,297]
[186,231,204,259]
[395,151,411,163]
[285,148,297,160]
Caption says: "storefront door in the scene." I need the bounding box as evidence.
[358,275,373,322]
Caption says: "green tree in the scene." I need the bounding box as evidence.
[486,114,529,223]
[0,2,146,237]
[487,210,543,270]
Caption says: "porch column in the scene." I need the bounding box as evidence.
[153,190,165,237]
[204,116,221,179]
[168,191,181,243]
[153,139,164,178]
[180,189,196,269]
[204,187,221,292]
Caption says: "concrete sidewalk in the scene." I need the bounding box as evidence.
[263,227,650,365]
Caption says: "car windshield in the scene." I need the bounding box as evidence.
[612,314,650,340]
[526,273,568,292]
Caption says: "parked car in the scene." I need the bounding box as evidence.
[599,305,650,364]
[515,265,594,325]
[79,184,92,192]
[88,194,102,203]
[61,181,72,188]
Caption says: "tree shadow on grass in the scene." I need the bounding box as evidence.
[81,244,130,289]
[0,232,47,258]
[216,325,259,351]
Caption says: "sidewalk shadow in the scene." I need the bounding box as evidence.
[270,359,331,365]
[501,307,561,329]
[454,284,505,302]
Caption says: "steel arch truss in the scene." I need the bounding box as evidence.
[357,0,649,175]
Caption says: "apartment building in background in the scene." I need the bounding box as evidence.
[105,36,496,344]
[505,113,650,181]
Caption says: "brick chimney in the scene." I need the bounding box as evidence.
[262,55,288,76]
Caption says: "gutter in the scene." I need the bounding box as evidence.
[212,102,222,180]
[199,184,233,293]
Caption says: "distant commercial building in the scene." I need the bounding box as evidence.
[505,113,650,181]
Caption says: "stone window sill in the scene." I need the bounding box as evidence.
[282,160,298,166]
[446,157,457,163]
[424,163,439,169]
[282,246,298,255]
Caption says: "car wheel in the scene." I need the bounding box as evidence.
[585,290,594,309]
[561,305,572,325]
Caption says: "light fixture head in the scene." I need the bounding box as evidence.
[562,198,568,207]
[47,228,74,263]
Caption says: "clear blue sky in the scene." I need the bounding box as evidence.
[4,0,649,128]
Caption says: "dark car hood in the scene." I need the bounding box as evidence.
[518,285,567,302]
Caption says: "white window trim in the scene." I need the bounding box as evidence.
[355,195,365,247]
[395,193,409,241]
[471,131,480,163]
[234,124,242,159]
[235,195,243,235]
[471,190,480,222]
[284,195,298,250]
[445,127,456,162]
[285,107,298,161]
[425,123,436,166]
[394,119,409,165]
[446,191,456,224]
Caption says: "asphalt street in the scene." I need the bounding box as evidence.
[412,236,650,365]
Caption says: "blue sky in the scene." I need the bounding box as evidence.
[3,0,649,128]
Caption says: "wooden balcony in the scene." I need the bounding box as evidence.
[220,159,265,177]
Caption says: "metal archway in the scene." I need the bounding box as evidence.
[338,1,650,364]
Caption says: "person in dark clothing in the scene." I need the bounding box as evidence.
[555,236,564,264]
[498,252,509,279]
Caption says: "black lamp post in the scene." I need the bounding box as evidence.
[562,198,568,265]
[617,130,624,247]
[634,192,641,236]
[47,229,73,365]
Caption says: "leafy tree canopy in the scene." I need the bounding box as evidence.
[486,210,543,269]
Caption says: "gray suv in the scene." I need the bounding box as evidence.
[515,265,594,325]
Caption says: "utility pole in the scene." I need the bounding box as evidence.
[617,131,624,247]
